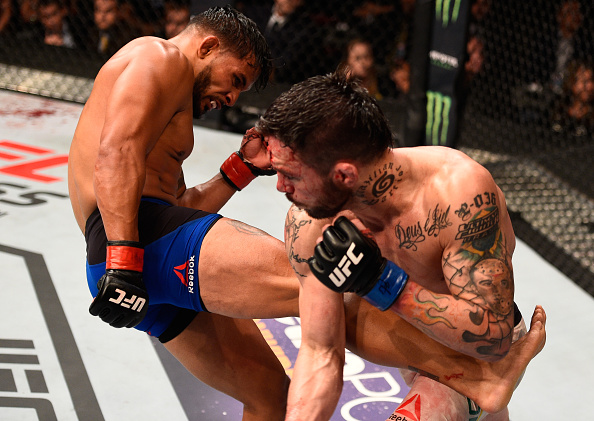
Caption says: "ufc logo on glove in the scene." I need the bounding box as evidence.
[109,288,147,312]
[309,217,409,311]
[329,243,364,287]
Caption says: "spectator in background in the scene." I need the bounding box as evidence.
[88,0,137,57]
[11,0,43,38]
[552,60,594,137]
[162,0,189,39]
[549,0,586,94]
[524,0,588,96]
[466,0,489,83]
[241,0,321,84]
[388,57,410,98]
[0,0,12,35]
[340,37,384,100]
[464,34,485,83]
[120,0,164,36]
[349,0,399,64]
[37,0,79,47]
[9,0,82,46]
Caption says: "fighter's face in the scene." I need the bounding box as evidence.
[268,136,351,219]
[194,52,258,116]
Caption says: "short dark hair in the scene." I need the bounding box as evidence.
[257,70,394,175]
[188,6,272,91]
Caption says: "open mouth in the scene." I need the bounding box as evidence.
[203,99,221,114]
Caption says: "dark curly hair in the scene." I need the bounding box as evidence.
[188,6,272,91]
[257,70,394,175]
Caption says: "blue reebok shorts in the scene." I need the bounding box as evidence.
[85,197,222,341]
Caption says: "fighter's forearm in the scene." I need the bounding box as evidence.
[177,173,236,213]
[391,281,514,361]
[286,347,344,421]
[94,148,144,241]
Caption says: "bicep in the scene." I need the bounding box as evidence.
[443,179,516,317]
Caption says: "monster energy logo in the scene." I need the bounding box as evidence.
[436,0,462,27]
[426,91,452,146]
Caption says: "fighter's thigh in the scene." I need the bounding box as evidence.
[163,312,290,411]
[344,294,443,369]
[197,218,299,318]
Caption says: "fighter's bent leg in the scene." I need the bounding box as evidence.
[343,295,546,414]
[387,371,511,421]
[387,372,469,421]
[163,312,290,421]
[197,218,299,319]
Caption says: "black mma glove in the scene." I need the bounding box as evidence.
[220,127,276,190]
[308,216,409,311]
[89,240,149,328]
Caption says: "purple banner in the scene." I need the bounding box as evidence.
[256,317,411,421]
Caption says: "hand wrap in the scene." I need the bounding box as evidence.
[220,128,275,190]
[89,241,149,328]
[308,216,408,311]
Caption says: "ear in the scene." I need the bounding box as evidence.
[198,36,220,59]
[331,162,358,188]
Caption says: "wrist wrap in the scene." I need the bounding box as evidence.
[106,240,144,272]
[220,152,257,191]
[363,260,409,311]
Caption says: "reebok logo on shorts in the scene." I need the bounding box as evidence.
[173,255,196,294]
[389,393,421,421]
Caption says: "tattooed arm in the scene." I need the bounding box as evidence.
[284,205,347,421]
[391,169,516,361]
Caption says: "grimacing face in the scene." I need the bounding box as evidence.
[267,136,351,219]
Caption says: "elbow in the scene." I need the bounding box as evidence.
[476,336,512,362]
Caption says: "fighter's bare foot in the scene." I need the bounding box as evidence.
[471,305,546,413]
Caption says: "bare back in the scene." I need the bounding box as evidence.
[68,37,195,234]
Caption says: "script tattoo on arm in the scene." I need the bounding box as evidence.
[284,210,312,278]
[355,163,403,206]
[394,203,452,250]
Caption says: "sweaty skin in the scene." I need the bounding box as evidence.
[69,35,257,241]
[274,142,516,361]
[69,30,546,421]
[269,136,545,420]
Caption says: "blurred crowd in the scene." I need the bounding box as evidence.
[0,0,592,136]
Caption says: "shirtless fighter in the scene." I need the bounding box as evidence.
[68,6,545,420]
[256,71,547,420]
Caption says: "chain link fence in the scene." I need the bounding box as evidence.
[1,0,593,289]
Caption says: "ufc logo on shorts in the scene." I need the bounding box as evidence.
[329,243,363,287]
[109,288,146,312]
